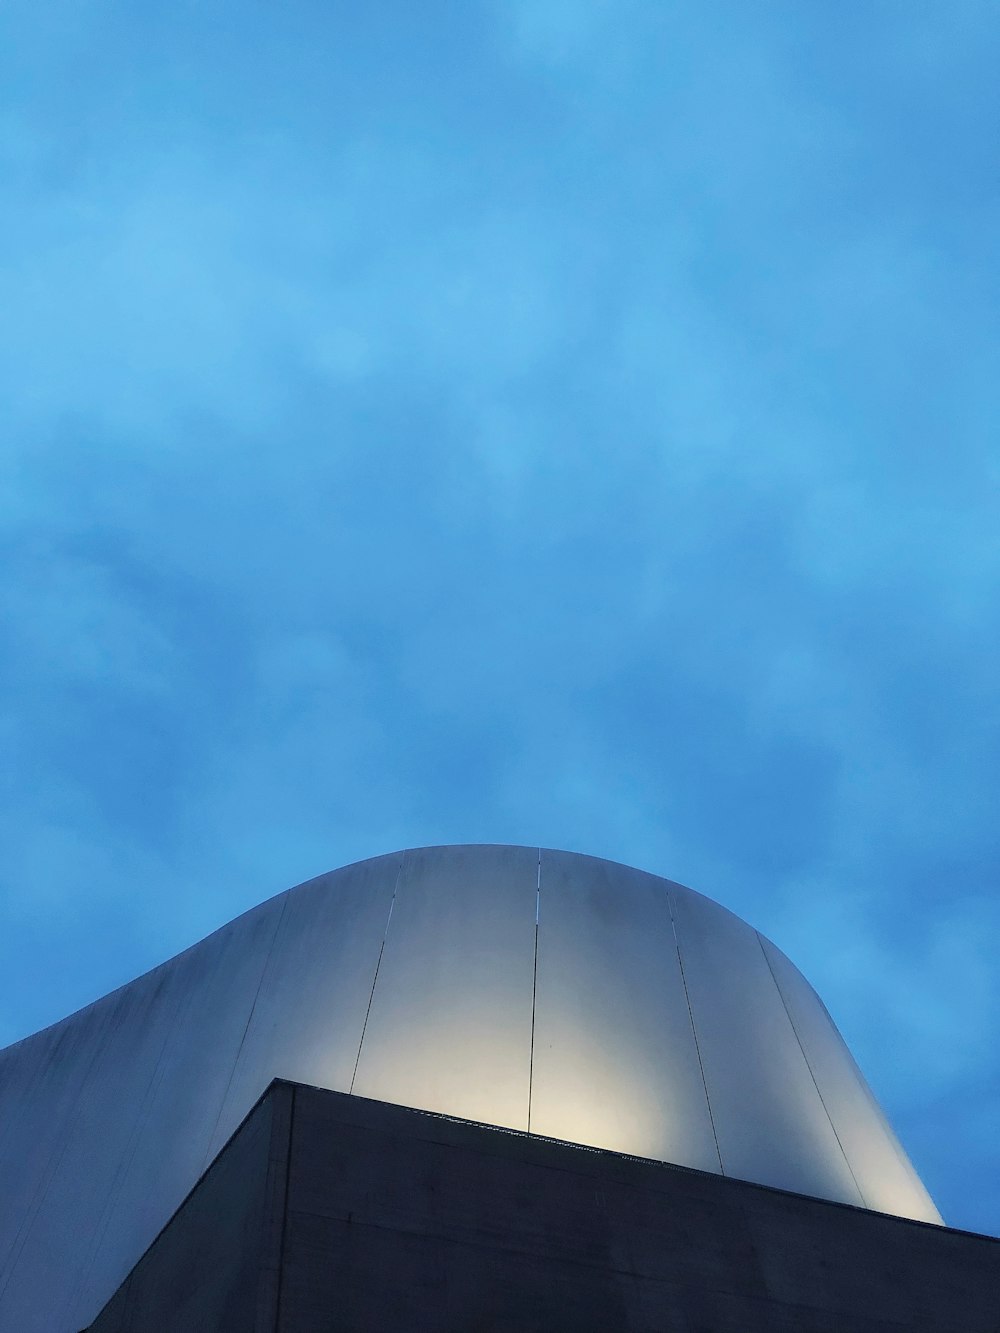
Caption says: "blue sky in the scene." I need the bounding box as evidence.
[2,0,998,1233]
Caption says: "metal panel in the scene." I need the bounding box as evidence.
[0,894,284,1333]
[758,934,943,1224]
[351,845,537,1129]
[18,966,196,1333]
[71,898,286,1330]
[0,969,193,1332]
[669,883,864,1206]
[529,850,720,1170]
[0,846,948,1333]
[204,852,402,1158]
[0,1017,99,1280]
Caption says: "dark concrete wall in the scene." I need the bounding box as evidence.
[88,1080,1000,1333]
[87,1086,291,1333]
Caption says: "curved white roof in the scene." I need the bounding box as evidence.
[0,846,941,1332]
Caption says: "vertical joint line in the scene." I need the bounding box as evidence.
[528,849,541,1133]
[757,932,867,1208]
[669,890,725,1175]
[350,859,402,1095]
[202,892,291,1175]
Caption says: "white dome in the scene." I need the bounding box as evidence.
[0,846,941,1332]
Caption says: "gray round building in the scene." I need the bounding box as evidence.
[0,845,941,1332]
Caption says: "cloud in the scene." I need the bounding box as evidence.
[1,0,997,1231]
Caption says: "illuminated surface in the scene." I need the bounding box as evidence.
[0,846,942,1333]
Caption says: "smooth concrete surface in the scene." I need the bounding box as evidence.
[88,1080,1000,1333]
[0,846,943,1332]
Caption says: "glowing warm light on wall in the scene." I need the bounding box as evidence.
[0,846,944,1333]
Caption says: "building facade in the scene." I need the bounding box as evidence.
[0,846,945,1330]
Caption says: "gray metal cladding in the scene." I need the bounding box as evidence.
[204,851,402,1158]
[529,851,720,1171]
[350,844,538,1128]
[757,934,941,1220]
[667,884,866,1206]
[0,845,943,1333]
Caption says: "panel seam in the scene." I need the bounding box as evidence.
[202,892,291,1175]
[668,889,725,1174]
[350,857,403,1095]
[756,931,868,1209]
[527,848,541,1134]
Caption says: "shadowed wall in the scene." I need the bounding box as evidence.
[89,1081,999,1333]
